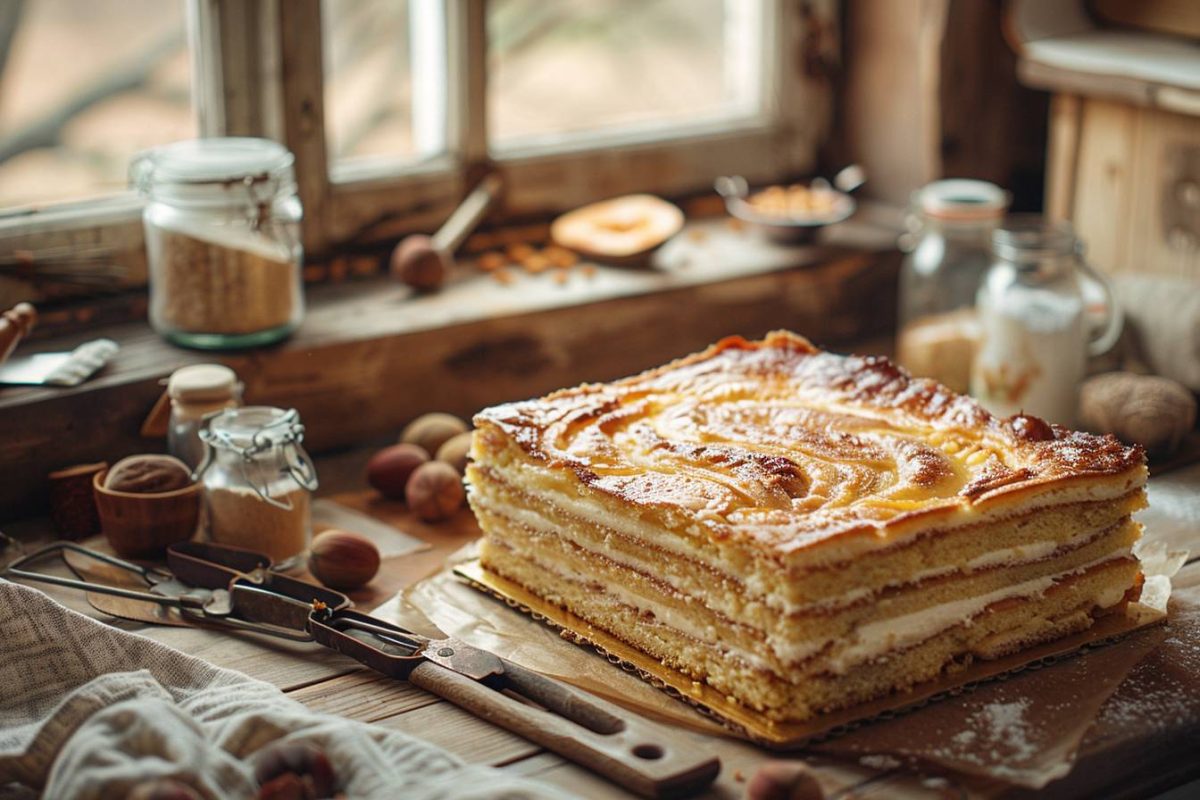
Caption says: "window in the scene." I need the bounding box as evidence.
[0,0,195,209]
[322,0,450,175]
[487,0,767,151]
[1,0,825,309]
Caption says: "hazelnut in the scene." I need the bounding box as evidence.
[746,761,825,800]
[544,245,579,268]
[308,529,381,591]
[435,431,473,475]
[505,242,536,262]
[520,252,552,273]
[366,443,430,500]
[476,251,508,272]
[400,412,469,456]
[104,455,192,494]
[406,461,465,522]
[253,742,336,800]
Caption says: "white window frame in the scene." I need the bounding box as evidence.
[0,0,832,292]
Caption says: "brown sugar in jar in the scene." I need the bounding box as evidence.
[196,406,318,571]
[132,138,304,350]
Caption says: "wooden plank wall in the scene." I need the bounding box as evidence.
[1050,97,1199,280]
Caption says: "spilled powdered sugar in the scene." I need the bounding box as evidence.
[971,699,1038,762]
[1093,598,1200,734]
[857,753,902,770]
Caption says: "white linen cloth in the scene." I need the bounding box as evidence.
[0,580,562,799]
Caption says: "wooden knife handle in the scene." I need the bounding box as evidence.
[408,661,719,799]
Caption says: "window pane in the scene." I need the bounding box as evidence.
[488,0,765,148]
[0,0,194,208]
[322,0,446,173]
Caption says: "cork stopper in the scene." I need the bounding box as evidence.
[168,363,238,404]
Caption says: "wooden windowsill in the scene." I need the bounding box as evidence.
[0,208,903,520]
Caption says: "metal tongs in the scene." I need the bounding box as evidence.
[4,541,719,798]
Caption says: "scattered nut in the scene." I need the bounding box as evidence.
[435,431,473,475]
[520,252,552,273]
[104,455,192,494]
[543,245,579,268]
[309,529,381,591]
[492,267,515,285]
[476,251,508,272]
[505,242,536,262]
[253,742,336,800]
[406,461,465,522]
[552,270,570,286]
[366,443,430,500]
[400,413,469,456]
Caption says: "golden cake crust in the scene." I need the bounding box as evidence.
[474,331,1146,555]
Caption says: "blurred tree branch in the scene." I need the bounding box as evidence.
[0,25,184,165]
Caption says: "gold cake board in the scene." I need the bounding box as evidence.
[454,559,1166,749]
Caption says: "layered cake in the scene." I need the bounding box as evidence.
[466,332,1147,722]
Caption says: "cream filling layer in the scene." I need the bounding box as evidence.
[816,537,1081,611]
[472,484,1123,616]
[489,531,1132,676]
[823,551,1131,674]
[478,456,1142,585]
[476,491,1135,672]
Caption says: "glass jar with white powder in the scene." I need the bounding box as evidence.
[971,217,1122,426]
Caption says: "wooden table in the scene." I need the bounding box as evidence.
[6,454,1200,800]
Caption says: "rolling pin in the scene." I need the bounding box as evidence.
[0,302,36,366]
[391,173,504,292]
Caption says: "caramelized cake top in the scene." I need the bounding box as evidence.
[474,332,1145,553]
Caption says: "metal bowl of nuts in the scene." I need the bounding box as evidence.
[716,167,864,244]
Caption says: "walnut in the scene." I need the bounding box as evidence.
[1080,372,1197,457]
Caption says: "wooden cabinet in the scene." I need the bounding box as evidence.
[1047,95,1199,279]
[1009,0,1200,280]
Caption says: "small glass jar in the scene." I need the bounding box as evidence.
[971,217,1122,425]
[167,364,242,471]
[196,406,318,570]
[131,138,304,350]
[896,179,1009,393]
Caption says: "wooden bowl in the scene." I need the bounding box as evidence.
[92,469,202,557]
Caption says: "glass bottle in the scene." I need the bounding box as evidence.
[167,364,242,471]
[971,217,1122,426]
[196,406,318,570]
[131,138,304,350]
[896,179,1009,393]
